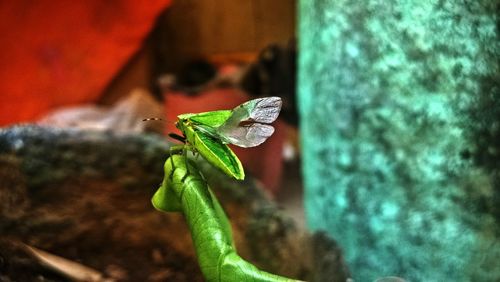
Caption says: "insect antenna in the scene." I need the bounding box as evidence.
[142,117,164,122]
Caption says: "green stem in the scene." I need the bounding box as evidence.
[152,155,301,282]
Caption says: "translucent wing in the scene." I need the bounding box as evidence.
[216,97,282,148]
[224,96,282,125]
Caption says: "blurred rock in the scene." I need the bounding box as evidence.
[38,89,164,134]
[0,125,348,282]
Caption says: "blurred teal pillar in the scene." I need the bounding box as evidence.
[298,1,499,281]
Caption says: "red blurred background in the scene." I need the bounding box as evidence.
[0,0,171,125]
[0,0,296,194]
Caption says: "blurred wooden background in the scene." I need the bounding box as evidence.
[155,0,296,69]
[102,0,296,104]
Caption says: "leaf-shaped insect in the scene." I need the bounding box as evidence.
[173,97,282,180]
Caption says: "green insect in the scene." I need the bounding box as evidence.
[168,96,282,180]
[152,154,300,282]
[151,97,302,281]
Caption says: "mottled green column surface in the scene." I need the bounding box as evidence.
[299,1,499,281]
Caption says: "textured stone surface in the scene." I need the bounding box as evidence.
[299,1,499,281]
[0,125,348,281]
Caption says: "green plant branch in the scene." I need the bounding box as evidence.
[152,155,301,282]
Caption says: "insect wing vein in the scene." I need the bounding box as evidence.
[215,97,281,147]
[220,124,275,148]
[249,97,282,123]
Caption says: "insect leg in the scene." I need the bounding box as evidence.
[198,166,207,183]
[169,145,185,179]
[181,145,190,182]
[189,132,202,161]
